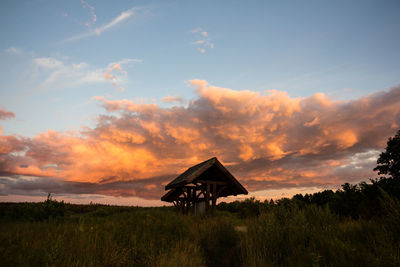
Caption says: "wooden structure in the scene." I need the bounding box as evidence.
[161,157,248,215]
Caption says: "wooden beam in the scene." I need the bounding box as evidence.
[216,185,227,198]
[206,182,210,212]
[187,188,192,214]
[196,190,204,198]
[196,184,206,195]
[182,185,200,189]
[191,188,196,214]
[197,180,228,185]
[212,183,217,215]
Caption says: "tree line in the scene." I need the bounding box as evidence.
[219,129,400,220]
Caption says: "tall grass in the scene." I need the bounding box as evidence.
[1,197,399,266]
[240,203,399,266]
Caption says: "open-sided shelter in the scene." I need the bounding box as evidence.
[161,157,248,214]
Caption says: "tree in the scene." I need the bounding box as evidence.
[374,129,400,179]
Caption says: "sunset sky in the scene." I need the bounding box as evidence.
[1,0,400,206]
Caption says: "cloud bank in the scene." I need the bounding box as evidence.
[1,81,400,200]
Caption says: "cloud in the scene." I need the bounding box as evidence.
[190,28,202,33]
[190,27,214,53]
[65,7,140,42]
[34,57,64,69]
[102,58,141,90]
[162,95,184,104]
[96,8,135,34]
[80,0,97,28]
[192,40,205,45]
[4,47,23,55]
[32,57,104,91]
[0,108,15,135]
[0,175,172,200]
[103,72,115,80]
[1,81,400,200]
[0,108,15,120]
[28,56,140,92]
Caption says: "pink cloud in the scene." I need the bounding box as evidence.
[103,72,115,80]
[102,59,138,90]
[113,63,122,71]
[1,81,400,200]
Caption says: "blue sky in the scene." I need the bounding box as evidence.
[1,0,400,137]
[1,0,400,205]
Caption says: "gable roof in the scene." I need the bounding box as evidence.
[161,187,183,202]
[164,157,248,196]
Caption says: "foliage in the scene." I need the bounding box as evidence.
[289,176,400,219]
[374,129,400,179]
[0,193,65,222]
[217,197,269,218]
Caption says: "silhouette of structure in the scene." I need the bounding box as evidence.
[161,157,248,215]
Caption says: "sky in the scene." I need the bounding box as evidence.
[0,0,400,206]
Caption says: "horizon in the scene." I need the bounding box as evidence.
[1,0,400,206]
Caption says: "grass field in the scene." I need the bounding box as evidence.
[1,193,399,267]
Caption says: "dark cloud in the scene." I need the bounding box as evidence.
[0,174,175,200]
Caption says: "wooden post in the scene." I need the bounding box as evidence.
[206,182,210,213]
[212,183,217,215]
[190,188,193,214]
[192,188,197,214]
[186,188,191,214]
[187,188,191,214]
[179,200,183,213]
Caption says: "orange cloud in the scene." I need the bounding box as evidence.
[1,82,400,200]
[103,72,115,80]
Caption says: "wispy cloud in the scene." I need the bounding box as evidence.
[32,57,104,90]
[190,27,214,54]
[65,7,140,42]
[80,0,97,28]
[25,55,140,93]
[34,57,64,69]
[103,58,141,91]
[4,47,23,55]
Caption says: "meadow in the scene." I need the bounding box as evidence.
[1,178,399,267]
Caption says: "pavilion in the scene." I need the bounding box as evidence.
[161,157,248,214]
